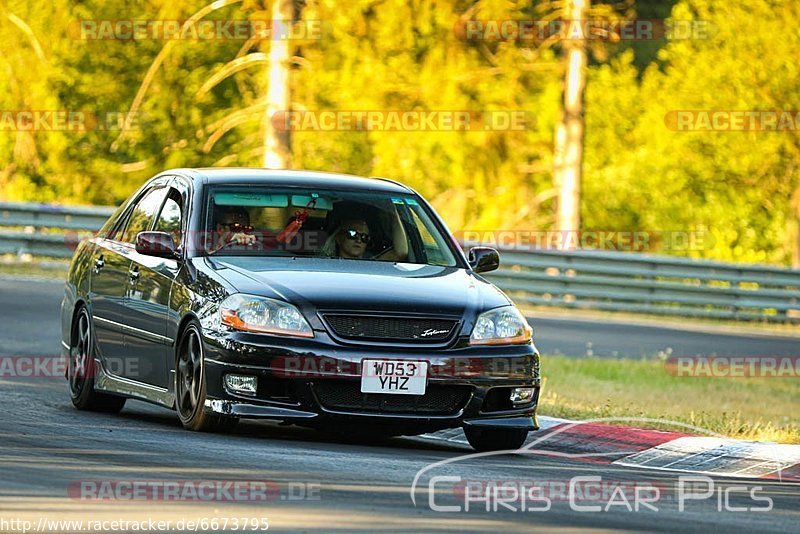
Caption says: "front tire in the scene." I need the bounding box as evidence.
[68,307,126,413]
[175,322,238,433]
[464,426,528,452]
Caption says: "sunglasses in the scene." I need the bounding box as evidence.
[344,229,371,244]
[219,222,253,233]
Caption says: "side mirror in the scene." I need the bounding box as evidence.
[468,246,500,273]
[135,231,178,259]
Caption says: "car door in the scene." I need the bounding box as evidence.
[90,185,167,371]
[122,182,186,388]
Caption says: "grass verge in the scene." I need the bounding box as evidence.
[0,258,67,279]
[539,355,800,444]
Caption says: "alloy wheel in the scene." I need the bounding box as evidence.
[69,310,92,396]
[177,326,203,419]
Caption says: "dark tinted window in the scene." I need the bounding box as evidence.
[117,187,167,243]
[98,203,129,240]
[154,189,184,247]
[203,186,458,266]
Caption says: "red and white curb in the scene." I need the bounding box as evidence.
[423,416,800,482]
[615,437,800,480]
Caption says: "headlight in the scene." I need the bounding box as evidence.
[470,306,532,345]
[219,294,314,338]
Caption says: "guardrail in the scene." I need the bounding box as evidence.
[1,201,799,323]
[477,248,800,324]
[0,201,114,259]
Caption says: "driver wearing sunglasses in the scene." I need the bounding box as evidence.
[324,210,408,261]
[213,206,257,250]
[332,219,372,259]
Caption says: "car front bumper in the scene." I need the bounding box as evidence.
[201,330,541,434]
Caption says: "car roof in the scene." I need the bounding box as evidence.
[169,168,414,195]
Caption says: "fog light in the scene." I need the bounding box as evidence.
[224,374,257,396]
[510,387,534,405]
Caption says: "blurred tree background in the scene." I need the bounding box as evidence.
[0,0,798,265]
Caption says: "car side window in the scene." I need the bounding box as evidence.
[117,187,167,244]
[408,208,450,266]
[154,189,184,247]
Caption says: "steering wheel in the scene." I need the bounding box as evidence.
[209,237,252,255]
[372,245,395,260]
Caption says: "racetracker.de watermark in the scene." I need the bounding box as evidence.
[64,230,334,255]
[68,480,320,502]
[71,19,323,41]
[457,229,709,252]
[271,356,535,379]
[454,19,713,42]
[0,356,65,378]
[665,110,800,131]
[666,356,800,378]
[0,110,141,132]
[270,110,533,132]
[0,356,139,379]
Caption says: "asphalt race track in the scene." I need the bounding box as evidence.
[0,276,798,532]
[529,315,800,358]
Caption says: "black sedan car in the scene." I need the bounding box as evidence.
[61,169,541,451]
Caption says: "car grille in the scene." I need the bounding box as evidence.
[322,314,458,343]
[313,381,472,415]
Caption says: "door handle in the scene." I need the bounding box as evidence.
[94,256,105,272]
[128,267,140,283]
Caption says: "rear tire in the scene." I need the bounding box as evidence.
[464,426,528,452]
[68,307,126,413]
[175,322,238,433]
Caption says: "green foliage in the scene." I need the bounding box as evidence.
[584,0,800,264]
[0,0,798,265]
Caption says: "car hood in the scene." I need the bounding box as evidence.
[203,257,510,317]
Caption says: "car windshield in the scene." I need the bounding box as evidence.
[203,186,459,267]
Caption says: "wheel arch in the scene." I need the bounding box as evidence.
[69,299,89,345]
[173,312,202,357]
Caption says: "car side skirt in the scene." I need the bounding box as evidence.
[92,358,175,409]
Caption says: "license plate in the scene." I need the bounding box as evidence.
[360,359,428,395]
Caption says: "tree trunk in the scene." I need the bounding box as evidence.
[263,0,293,169]
[793,186,800,268]
[553,0,588,249]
